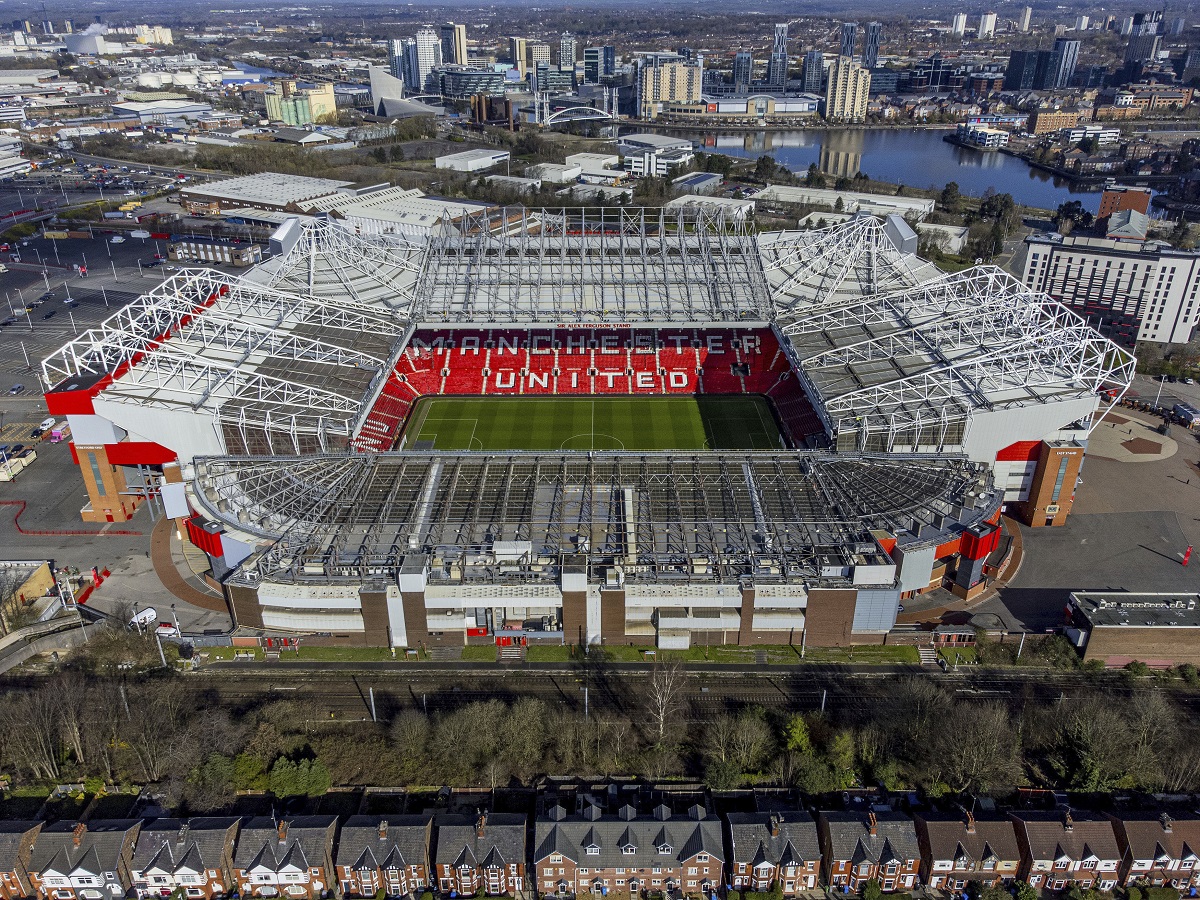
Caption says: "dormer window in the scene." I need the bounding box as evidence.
[622,846,637,856]
[658,845,673,855]
[587,847,601,856]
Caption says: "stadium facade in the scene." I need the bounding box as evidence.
[43,209,1134,650]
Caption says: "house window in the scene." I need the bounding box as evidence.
[587,848,600,856]
[623,847,636,855]
[697,855,709,863]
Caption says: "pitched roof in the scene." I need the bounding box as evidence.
[726,812,821,867]
[819,812,920,864]
[29,820,141,877]
[435,815,526,869]
[1011,812,1120,861]
[131,818,239,875]
[233,817,336,872]
[534,807,723,870]
[335,816,431,871]
[915,813,1021,864]
[1110,814,1200,862]
[0,821,41,872]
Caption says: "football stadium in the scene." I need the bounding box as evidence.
[42,208,1135,650]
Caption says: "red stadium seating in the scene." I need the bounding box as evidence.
[355,326,825,451]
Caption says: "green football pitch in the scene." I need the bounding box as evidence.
[400,396,785,451]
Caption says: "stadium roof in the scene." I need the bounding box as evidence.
[759,216,940,319]
[414,207,774,324]
[192,451,999,585]
[42,268,405,453]
[780,265,1136,452]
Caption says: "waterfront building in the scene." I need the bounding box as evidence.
[767,23,789,90]
[1052,38,1080,88]
[638,56,702,118]
[824,56,869,122]
[733,51,753,92]
[840,22,857,59]
[863,22,883,70]
[404,29,442,93]
[584,46,615,83]
[439,22,467,66]
[559,32,576,71]
[802,50,824,93]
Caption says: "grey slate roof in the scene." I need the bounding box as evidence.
[820,812,920,865]
[435,815,527,870]
[335,816,431,871]
[233,817,336,873]
[1109,813,1200,862]
[131,818,239,875]
[726,812,821,867]
[0,821,40,872]
[29,820,141,877]
[534,805,723,869]
[1011,811,1120,862]
[915,814,1020,865]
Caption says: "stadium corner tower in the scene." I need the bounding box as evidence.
[43,209,1134,650]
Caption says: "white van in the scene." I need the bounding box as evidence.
[129,607,156,628]
[40,418,56,431]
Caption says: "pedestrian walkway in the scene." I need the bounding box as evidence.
[1087,411,1178,463]
[149,516,227,613]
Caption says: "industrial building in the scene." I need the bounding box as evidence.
[1067,592,1200,667]
[434,148,510,173]
[42,210,1133,650]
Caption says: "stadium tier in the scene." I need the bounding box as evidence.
[43,210,1136,650]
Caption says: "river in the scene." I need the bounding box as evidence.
[669,127,1110,212]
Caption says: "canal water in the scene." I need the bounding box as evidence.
[674,127,1107,211]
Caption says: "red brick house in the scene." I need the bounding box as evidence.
[1108,813,1200,889]
[435,814,526,897]
[533,802,722,898]
[232,817,337,900]
[1010,811,1121,891]
[0,822,41,900]
[129,818,239,900]
[726,812,820,895]
[335,816,432,898]
[26,820,143,900]
[914,812,1021,890]
[818,811,920,893]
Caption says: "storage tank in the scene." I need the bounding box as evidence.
[173,71,200,87]
[136,73,164,89]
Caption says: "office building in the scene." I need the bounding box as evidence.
[978,12,997,38]
[583,45,615,83]
[952,13,968,35]
[1022,233,1200,344]
[439,22,467,66]
[638,57,702,118]
[1171,16,1187,35]
[387,39,406,81]
[732,50,753,91]
[1019,6,1033,32]
[527,41,552,73]
[803,50,825,93]
[1125,33,1161,65]
[1075,15,1090,30]
[767,23,789,89]
[437,68,506,98]
[559,32,576,71]
[824,55,869,122]
[840,22,858,59]
[404,29,442,93]
[509,37,527,76]
[863,22,883,69]
[1052,38,1080,88]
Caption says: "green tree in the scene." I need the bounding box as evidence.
[1014,882,1039,900]
[233,752,267,790]
[862,879,883,900]
[939,181,962,212]
[783,714,812,755]
[805,163,827,188]
[827,730,857,789]
[187,753,236,812]
[755,155,778,182]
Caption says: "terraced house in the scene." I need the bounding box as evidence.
[534,803,723,898]
[726,812,821,894]
[0,822,40,900]
[232,818,337,900]
[915,812,1021,890]
[26,821,142,900]
[819,812,920,893]
[1108,813,1200,888]
[335,816,432,898]
[1011,811,1121,891]
[129,818,240,900]
[435,814,526,897]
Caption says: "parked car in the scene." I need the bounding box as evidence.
[42,310,56,319]
[155,622,180,638]
[28,428,42,439]
[7,384,24,395]
[10,445,24,455]
[110,236,125,243]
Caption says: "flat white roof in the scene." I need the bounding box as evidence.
[184,172,353,206]
[435,148,510,163]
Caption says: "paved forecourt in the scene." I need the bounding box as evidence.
[401,395,784,452]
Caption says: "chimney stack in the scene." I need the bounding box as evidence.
[72,824,86,849]
[770,815,780,838]
[1161,814,1173,833]
[379,821,389,841]
[477,813,487,839]
[965,812,976,834]
[1063,811,1073,832]
[868,812,878,837]
[277,821,289,844]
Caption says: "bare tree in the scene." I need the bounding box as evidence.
[645,660,685,746]
[0,686,62,780]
